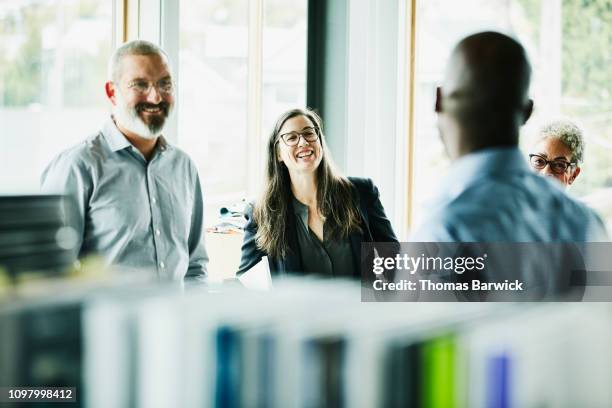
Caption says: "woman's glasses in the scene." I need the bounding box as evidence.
[278,127,319,146]
[529,154,575,174]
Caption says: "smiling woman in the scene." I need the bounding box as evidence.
[277,117,323,177]
[237,108,398,278]
[528,120,584,188]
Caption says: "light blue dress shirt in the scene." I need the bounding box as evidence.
[41,118,208,282]
[411,147,608,242]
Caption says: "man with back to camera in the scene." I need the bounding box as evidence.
[408,32,608,299]
[41,40,208,283]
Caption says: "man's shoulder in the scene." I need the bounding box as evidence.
[49,131,108,168]
[164,143,198,168]
[463,168,582,212]
[412,201,490,241]
[418,172,607,242]
[529,174,602,221]
[41,131,108,192]
[167,144,194,160]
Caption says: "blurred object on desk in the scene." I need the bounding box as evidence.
[206,231,243,282]
[207,199,248,234]
[219,199,248,219]
[238,256,272,290]
[206,200,249,282]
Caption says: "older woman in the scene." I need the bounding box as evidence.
[238,108,398,278]
[528,119,584,187]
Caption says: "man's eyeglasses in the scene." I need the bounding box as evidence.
[278,127,319,146]
[529,154,575,174]
[127,79,174,95]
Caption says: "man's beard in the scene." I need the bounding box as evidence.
[113,91,172,140]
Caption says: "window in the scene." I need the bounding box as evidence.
[261,0,307,137]
[177,0,307,222]
[412,0,612,231]
[0,0,113,193]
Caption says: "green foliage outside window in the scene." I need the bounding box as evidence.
[0,1,109,108]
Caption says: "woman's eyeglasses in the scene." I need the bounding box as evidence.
[278,127,319,147]
[529,154,575,174]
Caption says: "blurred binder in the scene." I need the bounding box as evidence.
[0,195,77,279]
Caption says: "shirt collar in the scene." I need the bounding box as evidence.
[437,146,531,202]
[156,135,169,152]
[292,196,309,227]
[102,116,171,154]
[102,118,131,152]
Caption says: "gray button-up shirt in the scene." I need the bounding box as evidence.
[292,197,355,276]
[41,118,208,282]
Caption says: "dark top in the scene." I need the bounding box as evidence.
[237,177,399,279]
[291,197,356,277]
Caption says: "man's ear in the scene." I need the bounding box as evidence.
[435,86,443,113]
[522,98,534,124]
[569,166,581,185]
[105,81,116,105]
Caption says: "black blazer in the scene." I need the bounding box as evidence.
[237,177,398,278]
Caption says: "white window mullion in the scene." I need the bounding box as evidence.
[345,0,405,236]
[112,0,124,47]
[138,0,161,43]
[247,0,264,197]
[396,0,415,237]
[160,0,179,144]
[135,0,179,144]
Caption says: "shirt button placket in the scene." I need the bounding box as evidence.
[148,164,164,277]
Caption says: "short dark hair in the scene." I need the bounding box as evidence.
[444,31,532,146]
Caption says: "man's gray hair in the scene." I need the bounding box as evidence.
[107,40,169,83]
[539,119,585,163]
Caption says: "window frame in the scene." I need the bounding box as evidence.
[129,0,270,199]
[127,0,418,237]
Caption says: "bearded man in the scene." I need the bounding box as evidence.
[42,40,208,283]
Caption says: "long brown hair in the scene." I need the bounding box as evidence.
[254,108,363,258]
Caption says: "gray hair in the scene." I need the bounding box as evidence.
[538,119,585,163]
[107,40,169,82]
